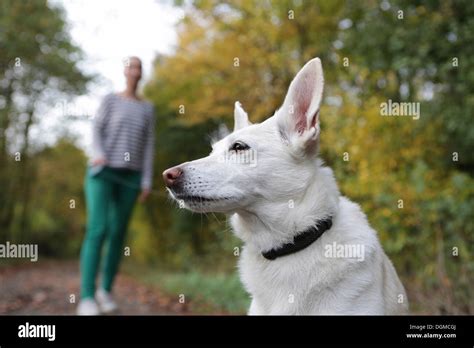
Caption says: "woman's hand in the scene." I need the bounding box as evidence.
[92,157,107,166]
[138,189,151,203]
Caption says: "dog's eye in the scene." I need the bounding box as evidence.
[229,141,250,151]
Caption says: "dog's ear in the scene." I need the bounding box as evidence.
[234,101,251,131]
[278,58,324,150]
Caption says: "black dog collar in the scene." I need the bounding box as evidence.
[262,217,333,261]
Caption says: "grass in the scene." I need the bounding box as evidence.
[124,262,250,314]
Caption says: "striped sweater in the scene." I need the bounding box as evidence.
[91,93,155,189]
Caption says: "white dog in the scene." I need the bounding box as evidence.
[163,58,408,315]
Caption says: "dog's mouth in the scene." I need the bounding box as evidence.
[175,194,230,203]
[168,189,232,203]
[167,189,237,212]
[175,194,219,203]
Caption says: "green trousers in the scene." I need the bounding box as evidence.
[80,166,141,299]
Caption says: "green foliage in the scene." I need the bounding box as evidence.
[336,0,474,312]
[146,0,344,124]
[340,0,474,170]
[0,0,92,242]
[21,138,87,256]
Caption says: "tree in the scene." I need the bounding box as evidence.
[147,0,344,125]
[340,0,474,172]
[337,0,474,313]
[0,0,92,239]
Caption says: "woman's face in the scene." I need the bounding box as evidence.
[124,57,142,84]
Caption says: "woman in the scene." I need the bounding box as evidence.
[77,56,155,315]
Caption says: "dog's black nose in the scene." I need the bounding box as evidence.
[163,166,183,187]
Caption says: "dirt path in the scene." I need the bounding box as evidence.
[0,260,191,315]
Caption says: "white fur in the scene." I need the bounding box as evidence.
[165,58,408,315]
[234,101,251,131]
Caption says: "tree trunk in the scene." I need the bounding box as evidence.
[0,79,15,237]
[18,106,35,240]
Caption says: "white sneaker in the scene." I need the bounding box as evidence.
[96,288,118,313]
[77,298,100,315]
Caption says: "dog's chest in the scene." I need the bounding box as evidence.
[237,239,375,314]
[238,246,327,314]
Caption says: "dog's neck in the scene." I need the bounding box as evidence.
[231,159,340,254]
